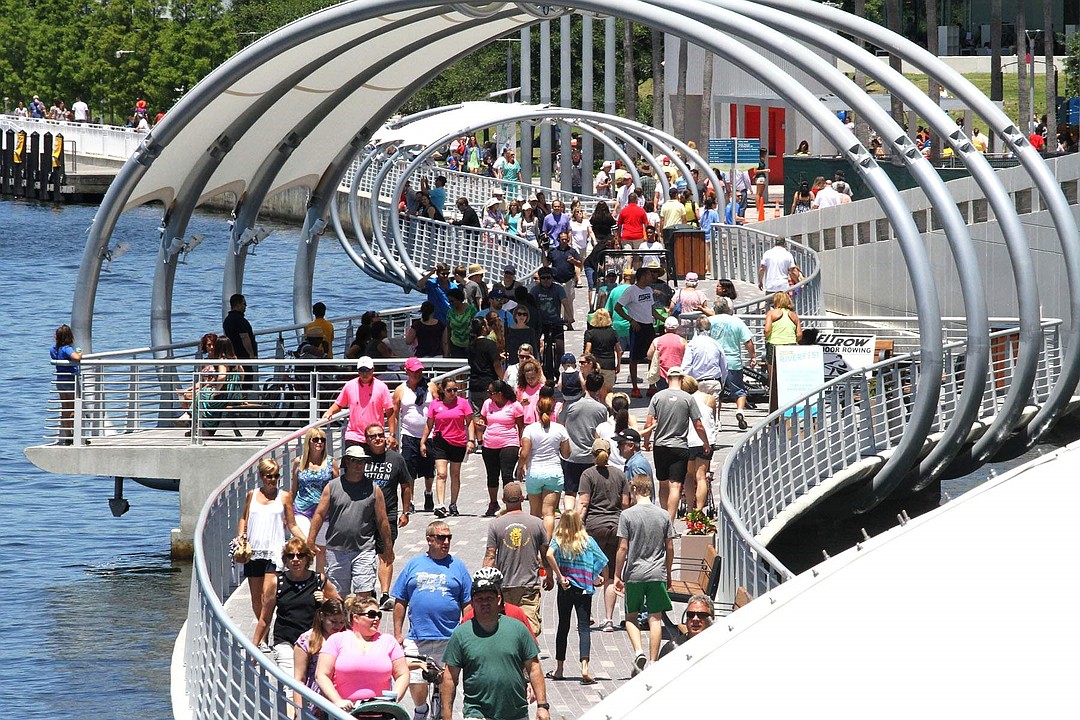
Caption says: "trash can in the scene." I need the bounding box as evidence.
[670,226,708,281]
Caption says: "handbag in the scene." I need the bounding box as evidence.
[230,535,253,564]
[646,347,662,386]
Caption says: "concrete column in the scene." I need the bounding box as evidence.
[604,18,616,161]
[520,27,533,184]
[540,20,552,188]
[560,14,573,191]
[719,101,730,137]
[582,15,594,183]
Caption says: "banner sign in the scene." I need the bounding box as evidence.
[775,345,824,408]
[815,333,877,372]
[707,137,760,169]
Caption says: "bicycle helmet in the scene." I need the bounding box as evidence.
[472,566,504,594]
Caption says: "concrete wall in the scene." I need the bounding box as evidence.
[754,153,1080,337]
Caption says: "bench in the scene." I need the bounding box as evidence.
[669,543,721,602]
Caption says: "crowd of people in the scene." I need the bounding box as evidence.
[7,94,162,130]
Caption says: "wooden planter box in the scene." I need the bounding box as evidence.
[674,533,716,582]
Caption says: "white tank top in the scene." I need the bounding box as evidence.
[247,491,286,562]
[687,393,716,448]
[399,383,430,438]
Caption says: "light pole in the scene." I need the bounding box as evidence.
[496,37,522,150]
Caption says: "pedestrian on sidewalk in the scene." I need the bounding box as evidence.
[559,371,609,510]
[484,482,551,636]
[421,377,476,518]
[545,507,609,685]
[478,381,525,517]
[518,395,571,539]
[362,423,412,611]
[390,358,436,511]
[576,438,630,632]
[614,475,677,677]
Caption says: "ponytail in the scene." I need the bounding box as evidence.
[594,449,610,467]
[537,396,555,429]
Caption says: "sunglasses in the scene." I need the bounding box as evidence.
[428,534,453,542]
[358,367,373,374]
[263,472,280,479]
[357,610,381,620]
[366,432,386,440]
[444,387,458,393]
[686,611,712,621]
[310,438,325,444]
[284,552,308,560]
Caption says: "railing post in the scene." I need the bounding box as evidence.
[73,373,84,445]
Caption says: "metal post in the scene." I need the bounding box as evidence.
[560,14,573,191]
[604,18,616,162]
[520,27,532,184]
[539,21,552,188]
[582,15,595,182]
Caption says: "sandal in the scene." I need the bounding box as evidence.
[580,676,598,685]
[544,670,565,680]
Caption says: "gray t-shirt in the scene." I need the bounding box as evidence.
[617,502,676,583]
[561,396,609,463]
[646,388,701,449]
[324,477,378,552]
[579,466,629,530]
[486,512,548,588]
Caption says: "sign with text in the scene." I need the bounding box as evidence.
[816,333,877,371]
[708,137,761,168]
[776,345,825,408]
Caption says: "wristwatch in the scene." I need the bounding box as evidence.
[536,703,551,710]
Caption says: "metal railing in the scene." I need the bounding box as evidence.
[711,224,823,316]
[2,116,145,161]
[45,357,469,445]
[717,318,1063,602]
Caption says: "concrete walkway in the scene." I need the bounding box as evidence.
[225,272,767,718]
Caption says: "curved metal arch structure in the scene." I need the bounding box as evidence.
[71,0,1077,512]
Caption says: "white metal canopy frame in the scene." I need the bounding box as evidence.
[70,1,1077,501]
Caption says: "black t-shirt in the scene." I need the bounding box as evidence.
[223,310,257,359]
[273,571,326,646]
[468,336,501,392]
[412,318,445,357]
[547,247,580,283]
[590,215,616,240]
[530,284,566,326]
[584,326,620,369]
[363,449,410,518]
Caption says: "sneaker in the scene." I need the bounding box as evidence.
[631,652,647,676]
[448,503,460,516]
[423,492,435,512]
[257,641,273,656]
[600,619,615,633]
[380,593,395,611]
[737,412,748,430]
[434,506,448,518]
[630,388,643,399]
[484,502,499,517]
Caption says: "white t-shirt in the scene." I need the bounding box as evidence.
[639,240,665,267]
[569,219,591,254]
[814,185,842,208]
[759,245,794,292]
[617,284,656,324]
[595,420,626,468]
[523,421,569,475]
[72,101,89,122]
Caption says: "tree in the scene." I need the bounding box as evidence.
[1016,0,1030,133]
[1066,32,1080,98]
[622,20,637,135]
[672,38,688,141]
[651,29,664,130]
[990,0,1002,102]
[1044,0,1055,128]
[886,0,904,130]
[700,49,713,151]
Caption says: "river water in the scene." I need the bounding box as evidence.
[0,198,403,719]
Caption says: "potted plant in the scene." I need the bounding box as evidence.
[676,509,716,581]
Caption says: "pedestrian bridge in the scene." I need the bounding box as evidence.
[22,0,1080,718]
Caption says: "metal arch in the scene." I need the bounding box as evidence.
[715,0,1035,486]
[579,121,671,202]
[369,144,424,282]
[752,0,1080,448]
[585,120,700,206]
[692,1,989,492]
[343,147,404,284]
[610,0,943,507]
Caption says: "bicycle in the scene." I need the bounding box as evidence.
[404,653,444,720]
[349,694,411,720]
[539,320,571,382]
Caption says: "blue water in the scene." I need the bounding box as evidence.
[0,198,404,719]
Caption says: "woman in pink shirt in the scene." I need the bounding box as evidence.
[647,316,687,391]
[478,380,526,516]
[515,358,546,424]
[315,594,407,712]
[421,377,476,518]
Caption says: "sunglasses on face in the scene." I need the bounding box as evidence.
[358,368,373,374]
[686,611,712,621]
[444,387,458,393]
[366,432,386,440]
[310,437,325,444]
[263,472,280,479]
[357,610,381,620]
[428,534,452,542]
[284,552,308,560]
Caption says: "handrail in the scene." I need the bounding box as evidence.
[713,224,824,317]
[717,317,1063,601]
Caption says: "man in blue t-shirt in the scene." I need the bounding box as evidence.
[540,199,571,248]
[392,520,471,720]
[415,263,457,324]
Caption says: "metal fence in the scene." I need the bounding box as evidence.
[717,318,1063,602]
[2,116,144,161]
[711,223,823,316]
[45,357,469,445]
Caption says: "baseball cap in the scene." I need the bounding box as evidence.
[503,264,517,274]
[561,352,577,365]
[404,357,424,372]
[668,366,685,377]
[488,287,506,300]
[591,438,611,454]
[684,272,699,285]
[345,445,369,460]
[664,316,680,330]
[356,356,375,370]
[502,482,525,503]
[615,427,642,445]
[537,267,553,277]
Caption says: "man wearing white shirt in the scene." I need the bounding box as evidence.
[758,236,795,293]
[812,180,842,208]
[72,97,89,123]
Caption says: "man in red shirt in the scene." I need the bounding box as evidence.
[616,192,649,248]
[323,355,396,454]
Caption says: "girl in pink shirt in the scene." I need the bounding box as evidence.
[648,318,687,389]
[479,380,526,516]
[315,595,407,710]
[421,377,476,517]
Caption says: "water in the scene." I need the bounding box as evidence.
[0,198,404,719]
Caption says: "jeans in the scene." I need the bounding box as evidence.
[555,584,593,661]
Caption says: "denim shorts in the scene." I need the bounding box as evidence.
[525,469,564,495]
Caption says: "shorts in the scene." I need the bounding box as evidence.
[653,445,690,483]
[560,459,592,495]
[403,638,449,685]
[294,514,328,547]
[431,435,467,463]
[723,369,747,400]
[624,581,672,614]
[272,641,296,677]
[374,522,399,554]
[326,547,378,594]
[502,586,542,635]
[401,434,435,479]
[687,445,711,461]
[587,521,619,572]
[629,324,655,363]
[525,469,564,495]
[600,368,618,391]
[243,558,275,578]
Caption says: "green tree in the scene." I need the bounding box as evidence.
[1065,32,1080,99]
